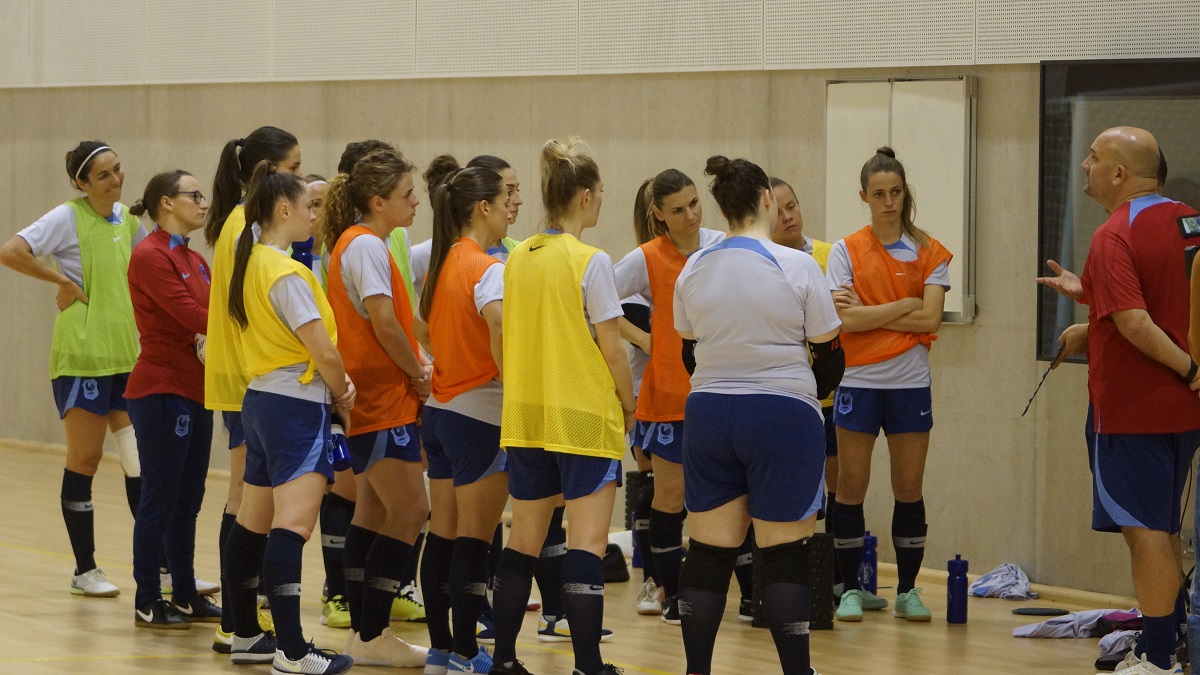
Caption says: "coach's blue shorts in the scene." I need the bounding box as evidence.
[822,406,838,457]
[1087,406,1200,534]
[629,419,648,451]
[683,392,826,522]
[506,446,620,501]
[833,386,933,436]
[348,423,422,475]
[421,407,506,487]
[641,420,684,464]
[52,373,129,419]
[241,389,334,488]
[221,411,245,449]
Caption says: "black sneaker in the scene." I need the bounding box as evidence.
[492,659,535,675]
[573,665,624,675]
[230,631,277,664]
[134,598,192,630]
[738,597,754,623]
[173,594,222,623]
[661,595,681,625]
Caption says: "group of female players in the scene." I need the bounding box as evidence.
[1,126,950,675]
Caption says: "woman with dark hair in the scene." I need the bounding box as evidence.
[205,125,301,654]
[227,161,355,674]
[418,158,510,673]
[491,137,635,675]
[827,147,952,624]
[320,147,430,668]
[125,170,222,628]
[0,141,147,597]
[674,155,842,675]
[613,168,724,624]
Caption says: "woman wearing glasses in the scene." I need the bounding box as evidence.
[0,141,147,598]
[125,171,221,628]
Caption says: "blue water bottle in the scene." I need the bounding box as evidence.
[858,531,878,594]
[947,554,969,624]
[291,236,314,270]
[328,414,353,473]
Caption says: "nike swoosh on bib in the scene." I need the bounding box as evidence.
[529,244,546,251]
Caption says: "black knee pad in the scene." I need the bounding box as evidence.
[635,471,655,514]
[678,539,738,594]
[758,538,812,587]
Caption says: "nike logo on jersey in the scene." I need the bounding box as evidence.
[136,609,154,622]
[182,273,191,279]
[920,410,931,416]
[112,235,123,242]
[530,244,547,251]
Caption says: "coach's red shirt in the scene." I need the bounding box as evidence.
[125,227,210,403]
[1080,194,1200,434]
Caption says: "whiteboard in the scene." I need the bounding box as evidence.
[824,78,976,322]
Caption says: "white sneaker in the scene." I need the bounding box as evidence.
[347,627,428,667]
[1104,653,1183,675]
[271,644,353,674]
[71,568,120,597]
[635,579,662,615]
[160,572,221,596]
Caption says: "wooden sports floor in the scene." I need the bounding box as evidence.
[0,440,1136,674]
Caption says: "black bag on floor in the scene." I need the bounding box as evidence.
[602,542,630,583]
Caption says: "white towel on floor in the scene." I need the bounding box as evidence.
[969,562,1039,600]
[1013,609,1136,638]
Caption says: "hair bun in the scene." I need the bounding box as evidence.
[704,155,734,179]
[423,154,462,192]
[129,199,146,217]
[876,146,896,159]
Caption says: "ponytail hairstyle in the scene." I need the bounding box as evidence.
[540,137,601,225]
[227,161,308,330]
[320,147,415,254]
[638,169,696,239]
[632,179,656,245]
[704,155,770,226]
[205,126,299,247]
[467,154,512,173]
[859,146,927,248]
[65,140,114,190]
[338,139,395,175]
[423,154,462,194]
[129,170,192,222]
[419,162,505,322]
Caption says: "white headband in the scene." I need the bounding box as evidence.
[74,146,112,184]
[307,180,328,187]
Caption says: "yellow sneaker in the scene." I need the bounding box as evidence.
[390,584,426,622]
[256,596,274,633]
[321,595,352,629]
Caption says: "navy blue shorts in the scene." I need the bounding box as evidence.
[241,389,334,488]
[506,447,620,501]
[833,386,933,436]
[222,411,245,449]
[629,419,648,451]
[347,423,422,475]
[51,373,129,419]
[822,406,837,457]
[683,392,826,522]
[641,420,684,464]
[1088,407,1200,534]
[421,407,506,487]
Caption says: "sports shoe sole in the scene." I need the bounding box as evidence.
[636,606,662,615]
[71,587,120,598]
[231,652,276,665]
[893,610,931,622]
[835,612,863,622]
[135,619,191,630]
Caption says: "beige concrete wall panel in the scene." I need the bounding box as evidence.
[30,0,145,87]
[144,0,271,83]
[0,0,32,87]
[414,0,577,78]
[272,0,416,82]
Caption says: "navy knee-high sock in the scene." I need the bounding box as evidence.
[831,500,864,592]
[403,527,426,588]
[342,524,376,633]
[450,537,492,658]
[733,527,755,602]
[650,509,685,598]
[124,476,141,520]
[491,549,536,665]
[223,522,268,638]
[534,506,567,619]
[892,499,927,594]
[562,550,605,675]
[825,494,842,585]
[632,471,658,584]
[421,533,455,652]
[760,540,814,675]
[1143,613,1177,670]
[218,511,237,632]
[263,528,307,660]
[319,493,354,599]
[61,469,96,574]
[678,540,738,675]
[361,534,412,641]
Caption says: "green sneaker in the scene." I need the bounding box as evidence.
[320,594,351,629]
[835,589,863,622]
[834,583,889,611]
[893,588,932,622]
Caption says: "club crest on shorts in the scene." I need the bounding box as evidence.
[175,414,191,437]
[656,423,674,446]
[82,378,100,401]
[837,391,854,415]
[391,426,410,447]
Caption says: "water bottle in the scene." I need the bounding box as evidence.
[947,554,969,624]
[328,414,353,472]
[291,236,314,270]
[858,531,878,594]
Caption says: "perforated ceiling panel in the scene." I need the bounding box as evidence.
[272,0,415,81]
[578,0,761,74]
[977,0,1200,63]
[765,0,974,69]
[414,0,576,77]
[32,0,145,86]
[0,0,31,87]
[144,0,272,83]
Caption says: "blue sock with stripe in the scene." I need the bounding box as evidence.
[263,528,307,660]
[562,549,605,675]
